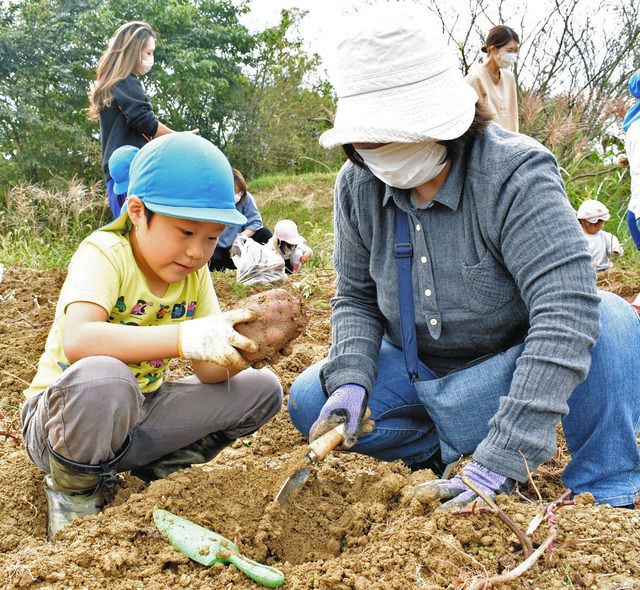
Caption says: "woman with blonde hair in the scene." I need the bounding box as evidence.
[88,21,178,217]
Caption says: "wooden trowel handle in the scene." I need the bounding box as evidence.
[308,423,347,461]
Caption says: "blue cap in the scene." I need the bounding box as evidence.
[630,69,640,99]
[109,145,138,195]
[102,133,246,232]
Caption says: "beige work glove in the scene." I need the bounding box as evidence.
[178,309,258,369]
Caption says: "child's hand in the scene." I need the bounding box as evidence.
[178,309,259,369]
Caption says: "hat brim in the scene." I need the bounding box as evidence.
[100,201,247,233]
[112,180,128,195]
[278,235,305,245]
[319,70,478,148]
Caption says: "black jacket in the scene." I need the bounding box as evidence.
[99,75,159,179]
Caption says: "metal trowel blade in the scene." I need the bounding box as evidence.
[274,466,311,505]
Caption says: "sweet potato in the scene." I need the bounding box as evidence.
[233,289,308,365]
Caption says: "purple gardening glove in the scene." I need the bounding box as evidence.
[309,384,372,448]
[413,461,513,510]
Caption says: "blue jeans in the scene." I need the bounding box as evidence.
[106,178,127,220]
[289,291,640,506]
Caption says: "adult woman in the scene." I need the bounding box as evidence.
[209,169,272,271]
[88,21,186,218]
[465,25,520,132]
[289,6,639,509]
[624,69,640,250]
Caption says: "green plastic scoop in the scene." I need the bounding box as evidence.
[153,509,285,588]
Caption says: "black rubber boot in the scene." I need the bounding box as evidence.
[406,447,448,478]
[44,437,131,540]
[131,432,231,483]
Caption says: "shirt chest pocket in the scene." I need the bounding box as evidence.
[461,250,518,314]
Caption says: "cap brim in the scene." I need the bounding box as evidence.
[112,180,128,195]
[100,202,247,234]
[145,202,247,226]
[319,71,478,148]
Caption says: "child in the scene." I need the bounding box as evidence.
[87,21,197,218]
[209,168,273,271]
[271,219,313,274]
[576,199,624,271]
[21,133,283,539]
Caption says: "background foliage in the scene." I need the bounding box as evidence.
[0,0,339,190]
[1,0,639,275]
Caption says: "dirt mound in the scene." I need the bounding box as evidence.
[1,268,639,590]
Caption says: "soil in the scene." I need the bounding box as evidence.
[0,267,639,590]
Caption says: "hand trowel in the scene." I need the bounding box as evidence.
[153,509,285,588]
[274,423,346,506]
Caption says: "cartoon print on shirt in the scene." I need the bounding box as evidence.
[171,301,186,319]
[120,320,139,326]
[146,373,160,385]
[156,304,171,320]
[114,296,126,313]
[147,359,164,368]
[131,299,153,316]
[57,361,69,372]
[186,301,197,317]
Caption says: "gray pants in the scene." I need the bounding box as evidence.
[21,356,283,473]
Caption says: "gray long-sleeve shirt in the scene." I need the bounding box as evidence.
[320,123,600,481]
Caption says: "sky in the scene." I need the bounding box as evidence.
[233,0,623,95]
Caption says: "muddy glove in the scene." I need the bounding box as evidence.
[412,461,513,510]
[309,384,373,448]
[178,309,258,369]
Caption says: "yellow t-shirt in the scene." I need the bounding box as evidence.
[24,230,219,398]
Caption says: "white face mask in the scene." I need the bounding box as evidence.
[140,55,154,74]
[234,192,242,204]
[499,51,518,69]
[356,141,448,189]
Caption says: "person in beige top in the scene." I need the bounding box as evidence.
[466,26,520,132]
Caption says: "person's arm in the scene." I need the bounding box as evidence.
[63,302,248,383]
[319,164,385,395]
[64,301,178,363]
[465,70,486,103]
[300,244,313,264]
[113,76,159,138]
[472,147,600,482]
[154,121,175,137]
[610,233,623,257]
[240,194,263,233]
[188,271,247,383]
[626,124,640,249]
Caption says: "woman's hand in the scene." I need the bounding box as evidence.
[310,384,375,447]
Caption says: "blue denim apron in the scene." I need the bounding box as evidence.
[395,209,523,463]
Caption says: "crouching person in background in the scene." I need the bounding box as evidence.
[208,168,272,271]
[21,133,282,539]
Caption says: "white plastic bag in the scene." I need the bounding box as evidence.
[231,236,286,286]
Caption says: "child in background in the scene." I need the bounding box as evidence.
[87,21,197,218]
[576,199,624,271]
[21,133,282,538]
[271,219,313,274]
[209,168,272,271]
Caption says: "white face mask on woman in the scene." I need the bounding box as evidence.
[499,51,518,69]
[356,141,448,189]
[140,55,154,74]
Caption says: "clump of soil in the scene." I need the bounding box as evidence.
[1,267,639,590]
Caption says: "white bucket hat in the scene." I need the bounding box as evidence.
[576,199,611,223]
[274,219,305,245]
[319,3,478,149]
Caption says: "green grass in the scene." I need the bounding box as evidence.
[2,164,639,287]
[247,171,336,193]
